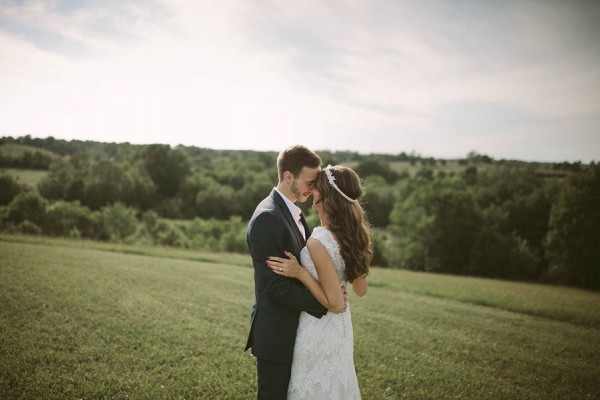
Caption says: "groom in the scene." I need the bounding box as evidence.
[246,145,331,399]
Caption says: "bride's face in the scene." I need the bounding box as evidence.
[311,188,323,213]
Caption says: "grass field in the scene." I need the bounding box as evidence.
[1,234,599,399]
[1,168,48,187]
[0,144,57,159]
[0,143,54,187]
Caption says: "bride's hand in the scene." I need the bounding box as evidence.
[266,251,305,278]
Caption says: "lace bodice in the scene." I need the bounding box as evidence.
[300,227,346,285]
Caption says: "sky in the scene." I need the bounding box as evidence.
[1,0,599,162]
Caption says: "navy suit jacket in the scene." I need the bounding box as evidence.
[245,189,327,363]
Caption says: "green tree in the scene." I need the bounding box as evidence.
[0,174,24,205]
[462,166,478,186]
[83,160,133,210]
[545,164,600,289]
[180,173,239,219]
[475,167,559,278]
[468,206,539,280]
[362,176,394,227]
[38,158,77,200]
[142,145,190,197]
[370,229,390,267]
[37,154,91,201]
[235,170,276,220]
[355,159,400,184]
[7,190,47,227]
[388,178,482,273]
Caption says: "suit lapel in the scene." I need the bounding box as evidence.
[272,190,306,250]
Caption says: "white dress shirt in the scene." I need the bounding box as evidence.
[275,188,306,240]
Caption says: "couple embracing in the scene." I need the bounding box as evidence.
[245,145,373,399]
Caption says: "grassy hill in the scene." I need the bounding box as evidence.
[0,143,58,159]
[0,167,48,187]
[0,143,55,186]
[1,235,599,399]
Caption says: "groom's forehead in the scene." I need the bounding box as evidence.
[297,166,320,182]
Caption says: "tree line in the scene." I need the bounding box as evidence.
[1,136,598,290]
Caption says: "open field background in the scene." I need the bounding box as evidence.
[3,138,597,293]
[0,168,48,187]
[1,235,599,399]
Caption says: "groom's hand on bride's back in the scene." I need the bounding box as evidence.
[341,284,349,313]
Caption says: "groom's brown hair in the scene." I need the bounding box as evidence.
[277,145,321,182]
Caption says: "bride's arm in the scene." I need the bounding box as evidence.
[267,239,345,313]
[304,239,345,313]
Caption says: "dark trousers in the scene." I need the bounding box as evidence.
[256,358,291,400]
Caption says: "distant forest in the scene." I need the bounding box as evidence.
[1,135,598,290]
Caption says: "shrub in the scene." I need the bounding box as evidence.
[7,190,47,226]
[155,220,190,248]
[44,200,95,237]
[97,202,138,241]
[18,220,42,235]
[0,174,24,205]
[218,216,247,253]
[183,216,247,253]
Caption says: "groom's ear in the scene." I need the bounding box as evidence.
[283,171,293,183]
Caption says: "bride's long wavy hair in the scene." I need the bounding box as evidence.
[314,166,373,282]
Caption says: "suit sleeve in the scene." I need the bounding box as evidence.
[248,212,327,318]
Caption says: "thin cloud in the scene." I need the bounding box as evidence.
[0,0,598,161]
[0,0,164,55]
[240,0,600,119]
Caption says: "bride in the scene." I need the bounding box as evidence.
[267,164,373,399]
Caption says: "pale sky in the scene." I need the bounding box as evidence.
[1,0,599,162]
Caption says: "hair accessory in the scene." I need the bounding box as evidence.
[324,165,358,203]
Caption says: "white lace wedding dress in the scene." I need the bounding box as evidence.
[288,227,361,399]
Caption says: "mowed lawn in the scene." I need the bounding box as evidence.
[1,236,599,399]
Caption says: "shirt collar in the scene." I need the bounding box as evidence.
[275,187,302,219]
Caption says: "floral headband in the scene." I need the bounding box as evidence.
[324,165,358,203]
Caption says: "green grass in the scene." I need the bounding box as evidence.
[0,143,57,158]
[0,168,48,187]
[0,234,251,268]
[0,143,56,186]
[1,235,599,399]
